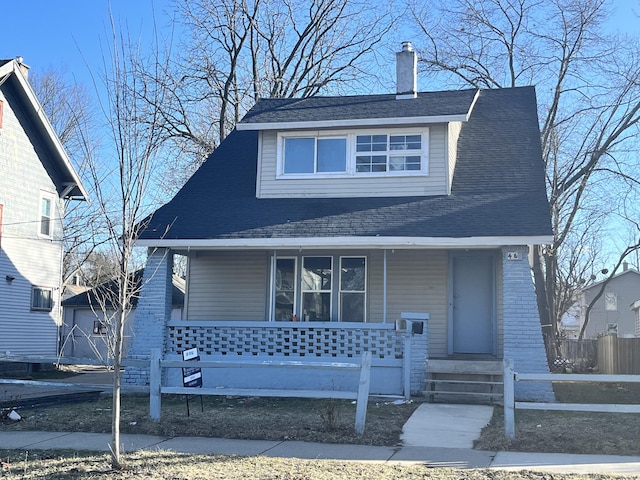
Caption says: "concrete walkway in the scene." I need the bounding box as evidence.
[2,400,640,475]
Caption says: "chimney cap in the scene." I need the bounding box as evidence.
[401,41,414,52]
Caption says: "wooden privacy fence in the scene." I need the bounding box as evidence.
[148,348,373,435]
[503,360,640,439]
[598,336,640,374]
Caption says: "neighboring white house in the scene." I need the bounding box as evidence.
[0,58,87,359]
[61,271,185,360]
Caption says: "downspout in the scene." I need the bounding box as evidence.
[383,249,388,323]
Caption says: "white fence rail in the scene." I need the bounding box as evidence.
[503,360,640,438]
[149,348,373,435]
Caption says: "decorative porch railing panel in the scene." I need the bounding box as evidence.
[166,321,404,361]
[164,321,411,396]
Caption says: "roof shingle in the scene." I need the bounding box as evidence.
[139,86,551,242]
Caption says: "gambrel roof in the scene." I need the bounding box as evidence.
[137,86,552,247]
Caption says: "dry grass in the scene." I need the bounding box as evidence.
[475,381,640,456]
[2,394,417,446]
[0,449,635,480]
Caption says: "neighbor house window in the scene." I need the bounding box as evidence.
[275,258,296,321]
[93,320,108,335]
[279,129,427,177]
[31,286,53,311]
[39,195,53,237]
[339,257,366,322]
[284,137,347,174]
[302,257,332,321]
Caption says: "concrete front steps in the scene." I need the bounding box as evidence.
[424,359,504,405]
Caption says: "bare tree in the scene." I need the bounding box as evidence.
[412,0,640,356]
[29,67,106,286]
[133,0,395,192]
[83,18,167,469]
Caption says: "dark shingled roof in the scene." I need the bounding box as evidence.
[139,86,551,241]
[62,271,184,308]
[238,89,477,125]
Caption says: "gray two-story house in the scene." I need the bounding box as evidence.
[125,44,553,401]
[0,58,87,361]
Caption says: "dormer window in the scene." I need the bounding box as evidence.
[356,134,422,172]
[277,128,428,178]
[284,137,347,173]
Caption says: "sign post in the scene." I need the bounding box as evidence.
[182,347,203,416]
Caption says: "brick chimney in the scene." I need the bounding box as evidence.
[396,42,417,99]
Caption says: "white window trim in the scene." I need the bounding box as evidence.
[31,286,53,311]
[276,127,429,179]
[273,256,297,321]
[301,256,333,322]
[38,192,55,239]
[339,256,367,323]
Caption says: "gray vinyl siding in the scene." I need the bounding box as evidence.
[581,271,640,338]
[257,125,448,198]
[0,88,65,356]
[447,122,462,194]
[186,251,269,320]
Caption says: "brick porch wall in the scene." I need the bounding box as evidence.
[502,246,554,401]
[122,248,173,386]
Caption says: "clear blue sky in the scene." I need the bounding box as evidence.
[0,0,174,84]
[1,1,637,87]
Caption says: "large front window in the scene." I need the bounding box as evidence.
[275,258,296,321]
[302,257,332,321]
[340,257,366,322]
[272,255,366,322]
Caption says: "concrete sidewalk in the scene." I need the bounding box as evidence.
[2,430,640,475]
[3,374,640,475]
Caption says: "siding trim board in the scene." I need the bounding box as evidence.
[138,235,553,250]
[236,114,470,131]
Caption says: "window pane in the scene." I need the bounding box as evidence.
[390,135,421,151]
[284,138,315,173]
[341,293,364,322]
[302,257,332,291]
[317,138,346,172]
[356,155,387,173]
[275,259,295,321]
[389,155,421,171]
[341,257,365,291]
[303,292,331,321]
[40,198,51,236]
[356,135,387,153]
[356,135,372,152]
[32,287,52,310]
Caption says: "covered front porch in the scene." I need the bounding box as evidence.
[124,244,552,401]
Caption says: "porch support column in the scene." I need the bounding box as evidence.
[123,247,174,386]
[502,246,554,401]
[383,249,388,323]
[270,250,277,322]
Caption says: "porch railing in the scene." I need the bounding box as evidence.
[166,321,404,360]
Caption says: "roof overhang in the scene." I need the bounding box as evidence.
[0,60,89,201]
[136,235,553,251]
[236,114,470,131]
